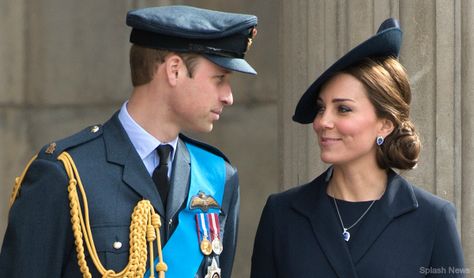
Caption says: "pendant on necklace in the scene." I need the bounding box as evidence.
[342,228,351,242]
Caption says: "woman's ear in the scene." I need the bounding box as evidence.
[379,118,395,137]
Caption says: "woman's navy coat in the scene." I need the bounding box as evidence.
[251,168,465,277]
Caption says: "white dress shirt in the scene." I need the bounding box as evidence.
[118,101,178,177]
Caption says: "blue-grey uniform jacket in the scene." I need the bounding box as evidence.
[251,168,465,278]
[0,112,239,278]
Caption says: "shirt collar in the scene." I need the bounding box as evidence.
[118,101,178,161]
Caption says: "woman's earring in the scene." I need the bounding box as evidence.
[376,136,384,146]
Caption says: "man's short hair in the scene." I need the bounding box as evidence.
[129,44,201,87]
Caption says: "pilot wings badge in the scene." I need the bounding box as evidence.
[190,191,220,212]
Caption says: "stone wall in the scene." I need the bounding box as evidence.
[1,0,472,276]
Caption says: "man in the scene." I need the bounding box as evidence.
[0,5,257,278]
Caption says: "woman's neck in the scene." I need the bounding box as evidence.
[327,164,388,202]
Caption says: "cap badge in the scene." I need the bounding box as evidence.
[45,142,57,155]
[246,28,258,53]
[190,191,220,212]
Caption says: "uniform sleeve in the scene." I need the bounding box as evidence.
[251,195,277,278]
[428,202,466,277]
[0,158,74,277]
[219,166,239,278]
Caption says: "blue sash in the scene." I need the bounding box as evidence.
[145,142,226,277]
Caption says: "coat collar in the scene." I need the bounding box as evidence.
[102,113,193,220]
[291,167,418,276]
[291,169,358,278]
[348,169,418,263]
[103,112,165,215]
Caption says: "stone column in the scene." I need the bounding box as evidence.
[461,0,474,269]
[0,0,29,245]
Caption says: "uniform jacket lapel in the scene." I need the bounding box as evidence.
[167,138,191,219]
[102,113,165,216]
[292,168,359,278]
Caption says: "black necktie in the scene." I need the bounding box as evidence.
[152,144,173,209]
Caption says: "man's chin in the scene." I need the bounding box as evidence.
[185,124,214,134]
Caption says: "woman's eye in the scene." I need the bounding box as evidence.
[316,105,325,114]
[338,105,352,113]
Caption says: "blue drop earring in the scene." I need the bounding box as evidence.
[376,136,384,146]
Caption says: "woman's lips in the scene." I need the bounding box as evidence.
[319,137,342,146]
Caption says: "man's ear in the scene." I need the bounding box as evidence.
[379,118,395,137]
[165,54,183,86]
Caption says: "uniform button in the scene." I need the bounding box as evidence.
[113,241,122,250]
[90,125,100,133]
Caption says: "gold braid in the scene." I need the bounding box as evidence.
[10,152,167,278]
[9,155,37,209]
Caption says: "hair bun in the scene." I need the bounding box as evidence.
[378,121,421,169]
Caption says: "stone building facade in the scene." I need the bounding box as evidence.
[0,0,472,276]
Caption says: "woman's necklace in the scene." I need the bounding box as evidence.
[333,197,376,242]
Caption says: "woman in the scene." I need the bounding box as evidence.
[251,19,465,277]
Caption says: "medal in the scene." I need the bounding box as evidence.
[205,257,221,278]
[211,238,223,255]
[196,213,213,255]
[200,238,213,256]
[208,213,223,255]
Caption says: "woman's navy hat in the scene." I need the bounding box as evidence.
[292,18,403,124]
[126,5,258,75]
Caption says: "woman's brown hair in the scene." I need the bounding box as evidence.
[343,57,421,170]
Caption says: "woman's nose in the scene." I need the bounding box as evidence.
[313,111,334,131]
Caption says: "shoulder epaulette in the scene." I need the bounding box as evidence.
[179,133,230,163]
[38,124,104,160]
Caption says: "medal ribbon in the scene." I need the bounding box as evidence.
[145,142,226,278]
[208,213,220,242]
[196,213,211,243]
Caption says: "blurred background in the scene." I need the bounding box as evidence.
[0,0,473,276]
